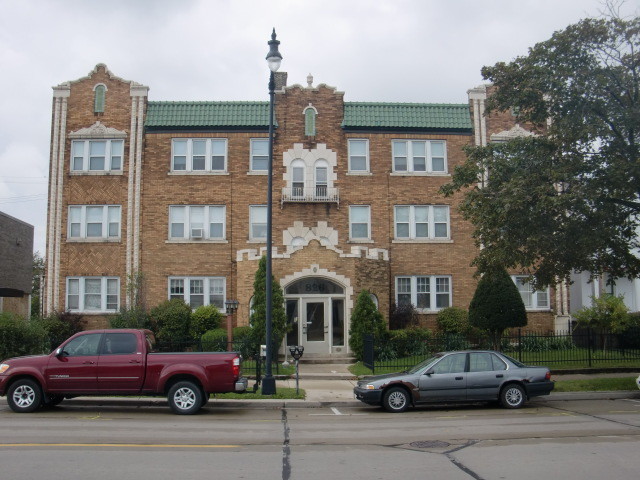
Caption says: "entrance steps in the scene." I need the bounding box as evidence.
[296,355,356,365]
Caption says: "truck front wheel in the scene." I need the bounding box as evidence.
[7,379,43,413]
[168,381,203,415]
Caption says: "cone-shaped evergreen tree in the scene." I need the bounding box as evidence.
[469,268,527,350]
[348,289,386,360]
[249,256,287,353]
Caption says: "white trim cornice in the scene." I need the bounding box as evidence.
[68,121,127,139]
[491,124,536,142]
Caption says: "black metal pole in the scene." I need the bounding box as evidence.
[261,69,277,395]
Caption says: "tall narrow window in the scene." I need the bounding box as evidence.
[304,107,316,136]
[291,161,305,197]
[94,84,106,113]
[349,205,371,241]
[315,165,328,197]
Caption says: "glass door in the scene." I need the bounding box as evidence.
[301,298,330,354]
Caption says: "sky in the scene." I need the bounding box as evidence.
[0,0,637,256]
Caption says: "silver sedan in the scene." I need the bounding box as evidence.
[354,350,554,412]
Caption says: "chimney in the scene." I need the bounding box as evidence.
[274,71,288,90]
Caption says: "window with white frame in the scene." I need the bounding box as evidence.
[392,140,447,173]
[394,205,450,240]
[71,140,123,172]
[349,205,371,241]
[396,276,451,311]
[171,138,227,172]
[67,277,119,312]
[250,139,269,172]
[68,205,120,239]
[291,160,305,197]
[168,277,225,310]
[512,276,550,310]
[249,205,267,240]
[169,205,225,240]
[348,139,369,173]
[315,161,328,197]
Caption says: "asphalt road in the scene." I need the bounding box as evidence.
[1,397,639,480]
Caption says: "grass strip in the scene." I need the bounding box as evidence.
[210,387,305,400]
[553,376,637,392]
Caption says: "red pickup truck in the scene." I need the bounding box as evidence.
[0,329,248,415]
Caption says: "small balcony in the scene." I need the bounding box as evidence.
[281,186,339,205]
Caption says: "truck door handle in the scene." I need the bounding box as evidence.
[83,361,95,365]
[129,359,141,364]
[496,374,504,378]
[455,376,463,380]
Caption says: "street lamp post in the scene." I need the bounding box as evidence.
[262,28,282,396]
[224,299,239,352]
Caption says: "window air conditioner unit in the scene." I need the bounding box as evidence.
[191,228,204,239]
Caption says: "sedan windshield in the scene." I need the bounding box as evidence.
[406,354,441,374]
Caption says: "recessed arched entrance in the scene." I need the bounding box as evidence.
[284,277,346,355]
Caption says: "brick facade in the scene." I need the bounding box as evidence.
[44,66,559,356]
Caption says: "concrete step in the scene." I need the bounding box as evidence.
[298,356,357,365]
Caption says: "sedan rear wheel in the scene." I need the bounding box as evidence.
[383,387,410,413]
[500,383,526,409]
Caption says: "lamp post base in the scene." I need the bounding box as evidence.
[261,375,276,395]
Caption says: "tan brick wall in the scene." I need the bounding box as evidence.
[52,68,556,336]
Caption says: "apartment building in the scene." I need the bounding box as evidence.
[44,65,560,357]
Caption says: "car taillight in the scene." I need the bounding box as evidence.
[545,371,551,381]
[232,356,240,377]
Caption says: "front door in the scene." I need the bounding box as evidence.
[301,299,330,354]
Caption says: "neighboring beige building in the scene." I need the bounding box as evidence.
[44,65,560,358]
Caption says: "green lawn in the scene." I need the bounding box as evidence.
[553,377,638,392]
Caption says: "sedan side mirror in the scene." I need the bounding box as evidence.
[425,369,434,376]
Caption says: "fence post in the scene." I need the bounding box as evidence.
[587,328,593,368]
[518,328,523,363]
[363,333,375,374]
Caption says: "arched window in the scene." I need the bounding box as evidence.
[315,160,328,198]
[94,84,106,113]
[304,106,316,136]
[291,159,305,197]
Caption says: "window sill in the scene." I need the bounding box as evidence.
[390,172,450,177]
[168,171,228,176]
[247,171,268,176]
[525,308,552,312]
[246,239,267,244]
[346,172,372,176]
[165,239,228,244]
[392,239,453,244]
[70,171,123,176]
[67,311,118,315]
[66,238,121,243]
[348,239,374,244]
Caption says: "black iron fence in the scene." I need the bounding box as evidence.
[363,328,640,373]
[153,339,285,378]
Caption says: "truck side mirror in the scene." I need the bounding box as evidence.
[55,348,68,358]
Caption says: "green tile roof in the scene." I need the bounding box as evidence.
[145,101,471,131]
[343,102,471,130]
[145,101,270,128]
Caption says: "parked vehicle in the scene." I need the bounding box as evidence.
[636,374,640,390]
[354,350,554,412]
[0,329,248,415]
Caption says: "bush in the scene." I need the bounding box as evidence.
[232,326,258,359]
[389,303,418,330]
[0,313,47,359]
[190,305,223,340]
[110,307,151,331]
[34,310,86,351]
[150,298,191,342]
[434,333,472,351]
[436,307,469,334]
[201,328,228,351]
[383,327,432,359]
[349,290,387,360]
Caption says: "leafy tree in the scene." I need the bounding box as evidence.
[389,302,418,330]
[30,252,45,319]
[0,312,47,359]
[573,294,632,333]
[249,256,287,352]
[34,310,86,351]
[442,9,640,287]
[468,269,527,350]
[349,289,387,360]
